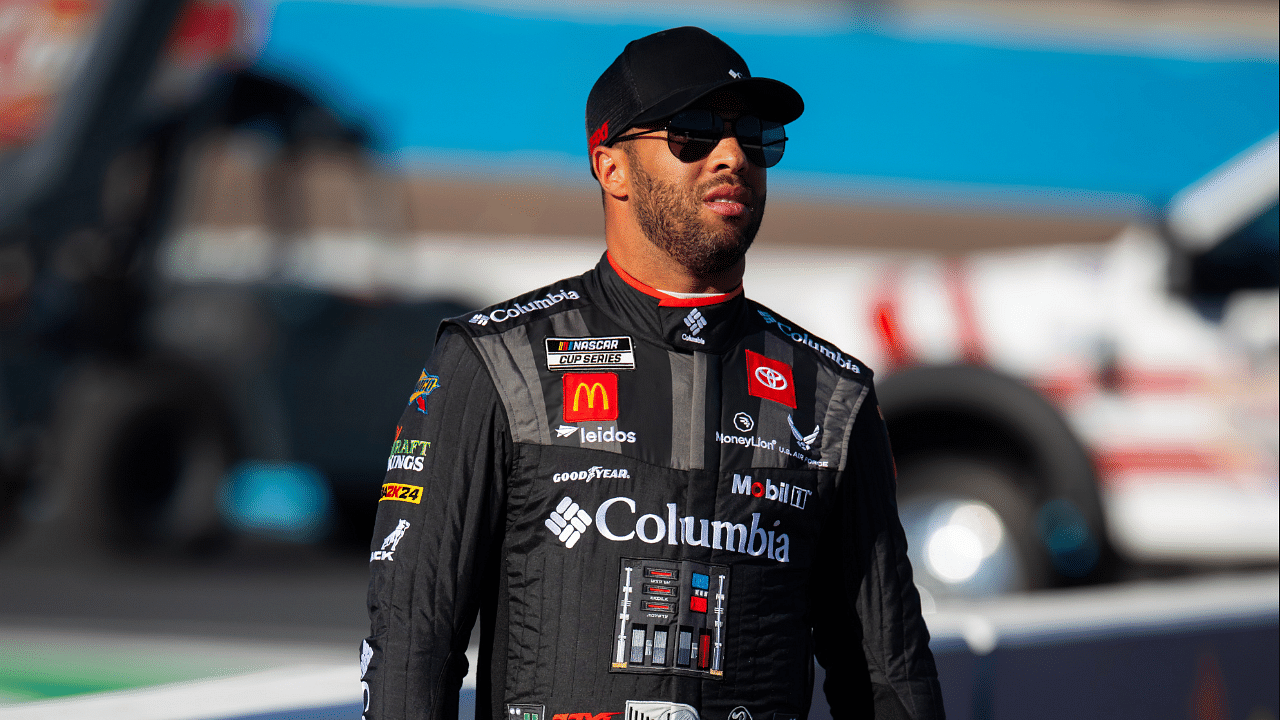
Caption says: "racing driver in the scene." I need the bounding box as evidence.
[361,26,945,720]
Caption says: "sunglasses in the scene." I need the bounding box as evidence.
[611,110,788,168]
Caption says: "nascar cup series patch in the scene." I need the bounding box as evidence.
[545,336,635,371]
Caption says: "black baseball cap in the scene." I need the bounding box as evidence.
[585,26,804,154]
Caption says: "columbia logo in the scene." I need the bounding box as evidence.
[546,496,592,548]
[469,313,489,326]
[684,308,707,336]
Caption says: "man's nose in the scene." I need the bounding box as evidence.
[708,121,750,173]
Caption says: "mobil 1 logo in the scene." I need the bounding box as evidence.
[546,336,635,371]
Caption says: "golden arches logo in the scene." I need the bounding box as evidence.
[573,382,610,411]
[562,372,618,422]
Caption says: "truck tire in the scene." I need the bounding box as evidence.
[878,364,1111,597]
[897,455,1051,603]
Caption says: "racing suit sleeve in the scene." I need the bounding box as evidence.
[362,327,511,720]
[812,386,945,719]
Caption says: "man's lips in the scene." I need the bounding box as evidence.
[702,185,754,218]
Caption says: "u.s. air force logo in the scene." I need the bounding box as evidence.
[545,336,635,371]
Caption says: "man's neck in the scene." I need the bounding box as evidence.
[603,231,744,294]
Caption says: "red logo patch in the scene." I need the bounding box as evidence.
[588,121,609,152]
[563,372,618,422]
[745,349,796,408]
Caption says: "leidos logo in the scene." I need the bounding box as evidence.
[563,372,618,422]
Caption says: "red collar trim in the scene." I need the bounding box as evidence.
[607,252,743,307]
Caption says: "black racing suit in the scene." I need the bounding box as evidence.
[362,253,944,720]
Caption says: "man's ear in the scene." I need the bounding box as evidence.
[593,145,629,200]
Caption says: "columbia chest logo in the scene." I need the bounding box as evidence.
[546,496,594,548]
[551,496,792,562]
[563,372,618,422]
[545,336,635,371]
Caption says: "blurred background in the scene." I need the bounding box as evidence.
[0,0,1275,717]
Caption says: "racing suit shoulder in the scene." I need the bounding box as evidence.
[748,300,873,380]
[363,326,512,720]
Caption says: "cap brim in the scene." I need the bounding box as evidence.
[628,76,804,129]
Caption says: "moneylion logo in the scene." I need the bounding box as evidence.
[728,708,752,720]
[563,372,618,422]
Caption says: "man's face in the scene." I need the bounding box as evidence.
[622,92,768,277]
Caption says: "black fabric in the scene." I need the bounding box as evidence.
[362,255,944,719]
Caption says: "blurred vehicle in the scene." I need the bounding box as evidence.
[0,0,463,555]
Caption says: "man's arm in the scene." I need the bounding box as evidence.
[361,327,510,720]
[812,385,945,719]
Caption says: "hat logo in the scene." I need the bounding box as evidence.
[728,69,742,79]
[589,121,610,151]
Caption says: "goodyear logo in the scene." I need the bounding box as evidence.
[380,482,423,504]
[545,336,635,371]
[562,372,618,423]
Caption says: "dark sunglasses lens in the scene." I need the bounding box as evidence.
[667,111,721,162]
[736,116,786,168]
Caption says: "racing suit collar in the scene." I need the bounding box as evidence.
[590,252,749,353]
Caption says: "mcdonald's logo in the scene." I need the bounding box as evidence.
[562,372,618,422]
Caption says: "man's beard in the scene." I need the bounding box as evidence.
[628,150,764,277]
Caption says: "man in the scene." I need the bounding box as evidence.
[362,26,944,720]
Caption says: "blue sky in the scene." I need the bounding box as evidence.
[254,2,1278,214]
